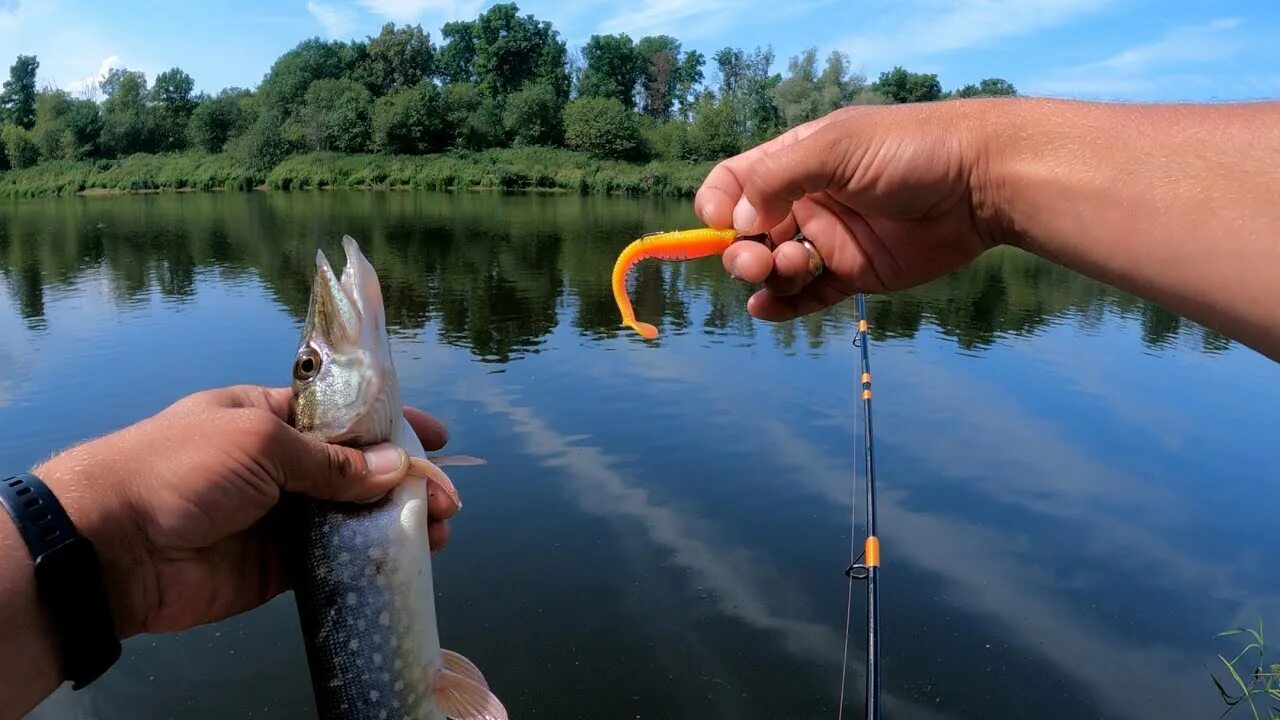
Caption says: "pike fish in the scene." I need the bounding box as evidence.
[285,235,506,720]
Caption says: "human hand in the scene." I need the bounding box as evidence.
[694,100,1005,321]
[30,385,460,639]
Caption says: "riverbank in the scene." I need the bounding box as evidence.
[0,147,718,200]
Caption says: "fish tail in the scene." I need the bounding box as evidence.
[433,649,507,720]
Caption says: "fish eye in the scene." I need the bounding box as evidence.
[294,347,322,382]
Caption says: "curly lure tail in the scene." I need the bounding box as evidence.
[611,228,740,339]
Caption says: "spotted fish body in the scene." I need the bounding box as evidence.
[287,236,505,720]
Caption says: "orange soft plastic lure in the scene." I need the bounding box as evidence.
[611,228,741,339]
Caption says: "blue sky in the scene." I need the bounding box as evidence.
[1,0,1277,102]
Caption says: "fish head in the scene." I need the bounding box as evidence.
[289,235,401,446]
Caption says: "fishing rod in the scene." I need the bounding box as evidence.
[839,292,881,720]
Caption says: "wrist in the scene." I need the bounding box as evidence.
[31,450,155,640]
[956,96,1041,251]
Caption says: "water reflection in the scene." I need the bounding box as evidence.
[0,191,1235,359]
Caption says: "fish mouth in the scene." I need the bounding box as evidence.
[305,235,383,350]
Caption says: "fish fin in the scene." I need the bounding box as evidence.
[407,456,461,510]
[433,654,507,720]
[443,649,489,688]
[428,455,487,468]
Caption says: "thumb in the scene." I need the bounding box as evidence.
[278,435,410,503]
[734,124,850,236]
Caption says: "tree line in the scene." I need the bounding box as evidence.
[0,3,1017,173]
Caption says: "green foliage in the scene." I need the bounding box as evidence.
[563,96,644,160]
[259,38,348,111]
[227,107,297,172]
[100,68,156,157]
[357,23,436,96]
[636,35,680,120]
[1212,620,1280,719]
[0,55,38,129]
[441,82,506,150]
[773,48,866,127]
[449,3,570,100]
[502,82,564,147]
[373,83,448,154]
[686,94,740,160]
[952,78,1018,98]
[0,151,261,197]
[1,123,39,169]
[150,67,198,151]
[713,46,783,143]
[188,88,252,153]
[296,78,374,153]
[32,91,102,161]
[578,34,645,110]
[873,66,943,103]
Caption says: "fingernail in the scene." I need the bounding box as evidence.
[732,197,759,233]
[731,254,747,281]
[364,444,406,477]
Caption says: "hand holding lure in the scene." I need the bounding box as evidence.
[611,228,760,339]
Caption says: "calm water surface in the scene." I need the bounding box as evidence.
[2,192,1277,720]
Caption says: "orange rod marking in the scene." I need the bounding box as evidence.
[611,228,740,339]
[864,536,880,567]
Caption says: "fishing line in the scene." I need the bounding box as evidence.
[839,293,881,720]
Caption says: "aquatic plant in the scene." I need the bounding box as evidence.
[1212,620,1280,719]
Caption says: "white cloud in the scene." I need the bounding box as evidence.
[1028,17,1248,99]
[67,54,118,95]
[836,0,1114,68]
[598,0,745,39]
[357,0,484,24]
[307,0,357,39]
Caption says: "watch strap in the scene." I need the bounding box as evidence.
[1,472,121,689]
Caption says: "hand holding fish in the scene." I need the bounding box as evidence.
[1,383,459,719]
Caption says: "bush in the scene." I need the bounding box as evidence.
[562,96,644,161]
[502,82,564,147]
[442,83,505,150]
[296,78,374,153]
[373,84,448,155]
[1,124,40,169]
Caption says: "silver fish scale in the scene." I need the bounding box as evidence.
[288,497,430,720]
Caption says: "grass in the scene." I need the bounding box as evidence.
[1212,619,1280,719]
[0,147,716,199]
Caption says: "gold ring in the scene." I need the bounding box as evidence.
[792,233,825,278]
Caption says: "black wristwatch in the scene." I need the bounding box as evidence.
[0,472,121,689]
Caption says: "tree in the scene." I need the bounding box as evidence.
[441,82,505,150]
[712,46,782,143]
[100,68,155,156]
[372,83,448,154]
[636,35,681,120]
[437,20,477,85]
[295,78,373,153]
[773,48,863,128]
[150,67,197,151]
[578,34,644,111]
[187,88,252,153]
[686,94,739,160]
[358,23,436,96]
[32,90,101,161]
[465,4,569,100]
[673,50,704,121]
[1,55,39,129]
[258,38,348,111]
[952,77,1017,98]
[562,96,643,160]
[502,81,563,146]
[872,66,942,103]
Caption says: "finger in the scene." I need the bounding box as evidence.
[722,241,774,283]
[694,111,850,229]
[736,121,857,236]
[747,277,853,322]
[275,430,410,503]
[763,241,822,297]
[403,405,449,451]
